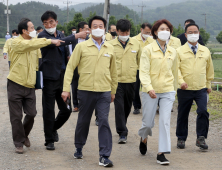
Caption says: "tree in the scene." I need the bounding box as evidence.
[85,12,97,23]
[172,24,184,37]
[108,16,117,26]
[66,13,85,34]
[199,28,210,45]
[124,15,138,37]
[216,31,222,44]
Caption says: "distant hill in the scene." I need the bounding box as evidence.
[141,0,221,35]
[62,3,98,12]
[113,0,204,12]
[0,2,75,38]
[80,3,140,23]
[0,0,221,38]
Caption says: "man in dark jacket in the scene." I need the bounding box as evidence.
[38,10,88,150]
[68,21,89,112]
[177,19,205,46]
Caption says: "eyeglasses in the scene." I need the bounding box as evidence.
[187,31,199,34]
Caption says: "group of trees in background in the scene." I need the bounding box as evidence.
[0,1,215,44]
[58,12,210,44]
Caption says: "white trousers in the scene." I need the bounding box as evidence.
[138,91,176,153]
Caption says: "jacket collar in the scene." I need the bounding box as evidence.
[43,29,61,37]
[112,37,133,46]
[182,42,204,53]
[87,38,108,48]
[152,40,174,53]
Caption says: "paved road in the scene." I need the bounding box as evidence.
[1,51,222,170]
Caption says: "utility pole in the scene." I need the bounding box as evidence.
[4,0,11,32]
[138,1,146,23]
[103,0,110,31]
[63,0,72,23]
[202,13,207,31]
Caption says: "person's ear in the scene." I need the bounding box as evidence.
[140,28,143,33]
[154,31,158,36]
[22,29,27,34]
[56,20,58,25]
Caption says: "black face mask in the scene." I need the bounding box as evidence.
[110,31,117,36]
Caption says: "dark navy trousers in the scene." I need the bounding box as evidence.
[71,78,79,108]
[176,88,209,141]
[74,90,112,157]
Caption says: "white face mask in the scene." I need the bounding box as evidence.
[7,33,9,35]
[102,34,106,41]
[72,31,76,34]
[142,34,153,40]
[29,30,37,38]
[45,27,56,35]
[187,34,199,43]
[91,28,105,38]
[13,36,18,38]
[119,35,129,42]
[157,31,170,41]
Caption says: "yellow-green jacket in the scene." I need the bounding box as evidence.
[7,35,51,88]
[168,36,181,49]
[109,37,142,83]
[177,42,214,90]
[140,40,178,93]
[3,37,14,61]
[63,38,118,94]
[105,32,113,41]
[133,33,154,49]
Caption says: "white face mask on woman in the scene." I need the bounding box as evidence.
[157,31,170,41]
[187,34,199,43]
[91,28,105,38]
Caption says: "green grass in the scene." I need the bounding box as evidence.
[207,42,222,52]
[213,59,222,78]
[0,38,6,49]
[191,91,222,121]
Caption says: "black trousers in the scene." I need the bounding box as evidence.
[75,90,112,157]
[7,80,37,147]
[133,70,141,109]
[42,70,72,144]
[176,88,209,141]
[71,78,79,108]
[114,83,135,136]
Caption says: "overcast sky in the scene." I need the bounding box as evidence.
[6,0,111,6]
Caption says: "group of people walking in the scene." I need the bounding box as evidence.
[3,9,214,168]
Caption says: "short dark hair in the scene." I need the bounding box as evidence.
[77,22,88,32]
[18,18,31,34]
[108,24,116,30]
[141,23,152,30]
[151,19,173,39]
[36,26,43,31]
[184,19,195,25]
[185,23,199,32]
[88,16,106,29]
[12,29,19,34]
[71,26,76,30]
[41,10,57,22]
[116,19,131,32]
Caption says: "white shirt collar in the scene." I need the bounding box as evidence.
[187,42,198,51]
